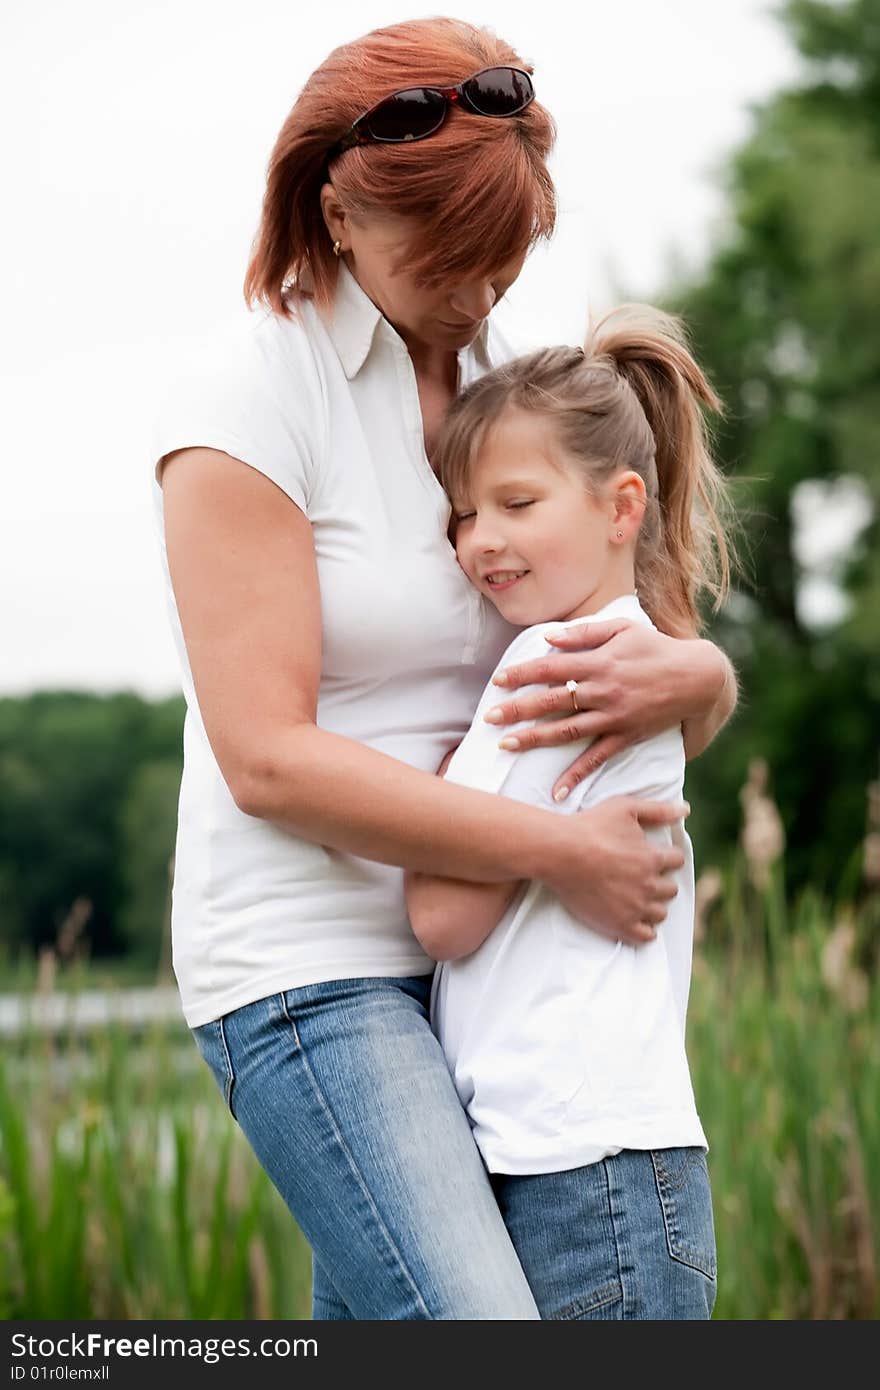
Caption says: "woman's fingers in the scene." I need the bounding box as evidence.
[634,798,690,829]
[644,903,668,926]
[490,705,608,752]
[484,679,602,729]
[551,734,626,803]
[491,619,629,690]
[658,845,687,874]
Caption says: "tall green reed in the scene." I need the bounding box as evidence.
[690,871,878,1319]
[0,1018,312,1319]
[1,870,877,1319]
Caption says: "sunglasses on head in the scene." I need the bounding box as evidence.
[334,65,535,153]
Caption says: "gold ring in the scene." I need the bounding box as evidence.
[565,679,579,713]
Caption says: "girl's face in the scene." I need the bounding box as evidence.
[452,408,641,627]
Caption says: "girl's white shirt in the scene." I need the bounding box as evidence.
[150,262,526,1027]
[431,594,708,1175]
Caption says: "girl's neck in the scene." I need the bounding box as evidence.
[560,561,638,623]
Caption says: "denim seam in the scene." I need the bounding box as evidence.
[277,991,431,1318]
[602,1155,629,1317]
[555,1280,621,1320]
[650,1151,717,1280]
[548,1159,627,1320]
[217,1016,236,1119]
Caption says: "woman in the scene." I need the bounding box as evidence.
[151,17,736,1319]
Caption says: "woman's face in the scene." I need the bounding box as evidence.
[452,408,641,627]
[321,191,526,351]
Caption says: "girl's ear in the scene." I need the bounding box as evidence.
[611,471,647,539]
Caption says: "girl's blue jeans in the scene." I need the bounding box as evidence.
[192,973,716,1320]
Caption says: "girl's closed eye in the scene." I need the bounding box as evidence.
[455,500,534,521]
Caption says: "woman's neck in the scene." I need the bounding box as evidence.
[403,335,459,388]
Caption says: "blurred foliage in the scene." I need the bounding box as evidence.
[1,877,877,1319]
[2,1,879,963]
[667,0,880,888]
[0,693,184,965]
[118,759,180,963]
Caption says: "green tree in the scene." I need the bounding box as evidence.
[118,759,181,967]
[664,0,880,890]
[0,693,184,959]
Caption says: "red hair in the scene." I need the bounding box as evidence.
[243,18,557,316]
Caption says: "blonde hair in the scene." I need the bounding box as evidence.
[434,304,733,638]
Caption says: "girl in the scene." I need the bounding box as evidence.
[406,305,732,1319]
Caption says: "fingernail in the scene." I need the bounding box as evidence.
[544,630,563,643]
[498,737,520,751]
[491,672,509,686]
[553,785,570,802]
[483,707,503,724]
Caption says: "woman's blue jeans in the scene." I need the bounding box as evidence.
[193,974,716,1320]
[192,974,540,1319]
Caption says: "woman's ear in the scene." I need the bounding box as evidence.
[319,182,349,246]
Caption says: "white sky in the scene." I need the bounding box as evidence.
[3,0,804,697]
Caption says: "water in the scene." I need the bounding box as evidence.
[0,986,183,1037]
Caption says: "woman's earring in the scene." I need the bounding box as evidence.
[332,240,342,258]
[616,530,624,539]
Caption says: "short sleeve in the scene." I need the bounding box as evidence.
[443,624,591,810]
[443,606,684,816]
[150,315,323,517]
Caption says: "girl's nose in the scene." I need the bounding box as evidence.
[472,521,504,554]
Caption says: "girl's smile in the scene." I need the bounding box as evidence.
[484,570,530,591]
[452,407,643,627]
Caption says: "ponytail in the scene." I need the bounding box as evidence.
[587,305,732,638]
[435,303,734,639]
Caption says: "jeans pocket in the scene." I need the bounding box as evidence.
[192,1017,238,1121]
[651,1147,717,1280]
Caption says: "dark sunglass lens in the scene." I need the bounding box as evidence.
[366,88,447,142]
[462,67,534,116]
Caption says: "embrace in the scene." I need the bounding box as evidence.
[152,16,736,1320]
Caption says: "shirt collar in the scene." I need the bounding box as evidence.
[555,594,649,629]
[319,260,493,380]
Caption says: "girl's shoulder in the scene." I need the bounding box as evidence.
[492,597,654,677]
[490,621,566,684]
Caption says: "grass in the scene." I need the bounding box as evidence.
[0,1022,312,1319]
[1,877,877,1320]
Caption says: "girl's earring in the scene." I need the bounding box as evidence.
[616,530,624,539]
[333,240,342,257]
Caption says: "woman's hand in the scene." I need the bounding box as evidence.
[546,795,688,945]
[483,617,734,802]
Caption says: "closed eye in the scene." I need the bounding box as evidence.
[453,500,534,522]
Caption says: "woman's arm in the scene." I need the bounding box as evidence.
[481,619,738,803]
[160,448,686,944]
[405,747,525,961]
[680,643,738,759]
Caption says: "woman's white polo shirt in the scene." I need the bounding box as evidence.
[151,263,521,1027]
